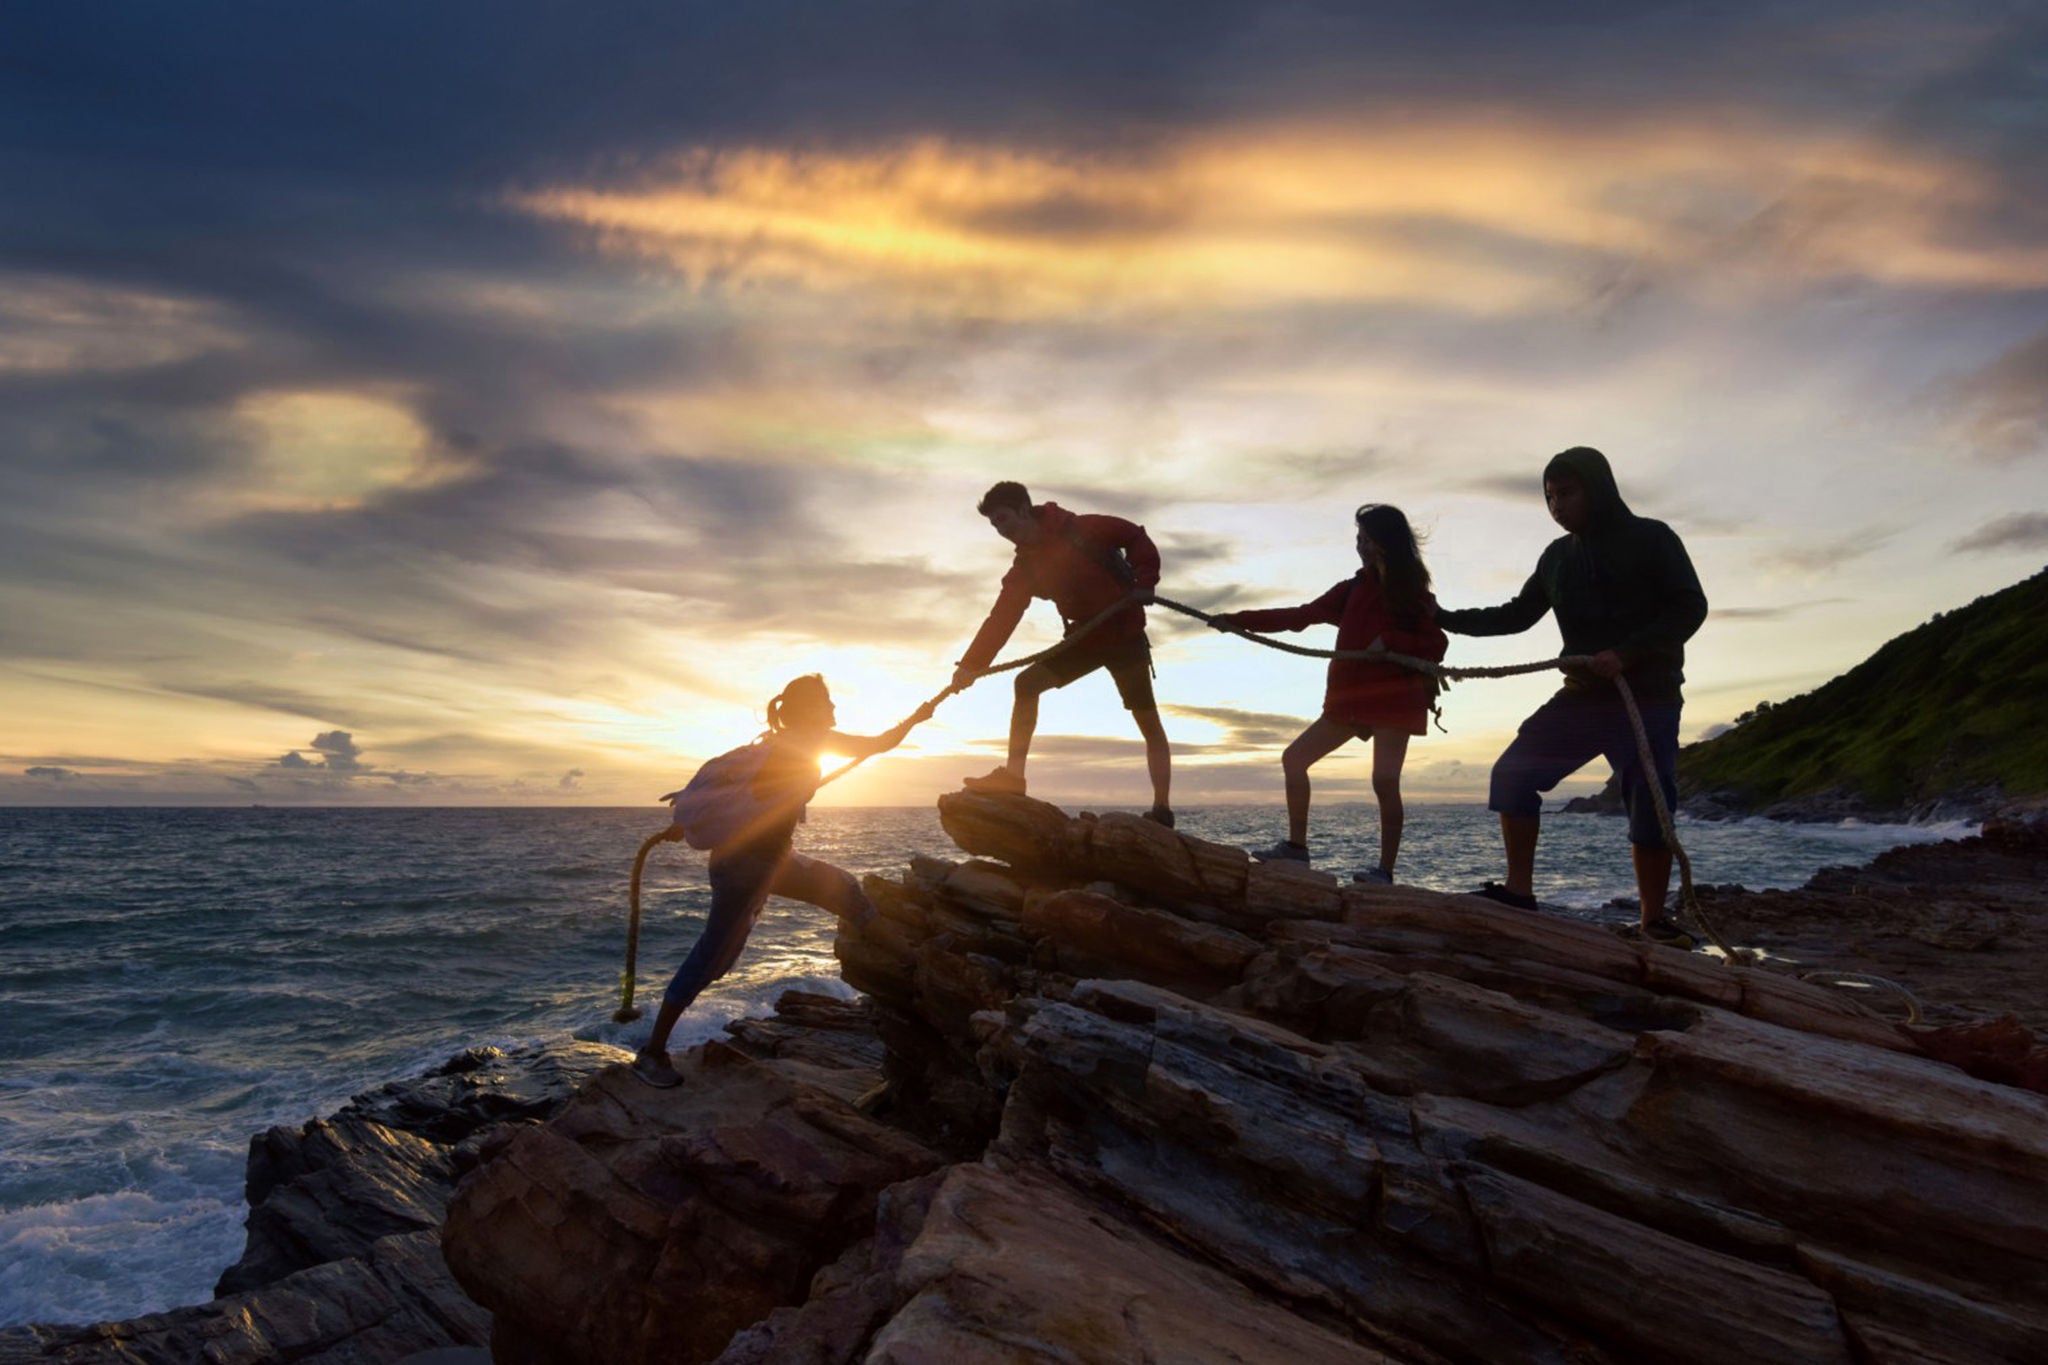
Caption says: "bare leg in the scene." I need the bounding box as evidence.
[1501,813,1539,897]
[1280,718,1355,845]
[1132,706,1173,811]
[1633,844,1673,925]
[1007,674,1046,776]
[1369,728,1411,873]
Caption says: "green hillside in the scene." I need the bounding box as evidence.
[1674,566,2048,814]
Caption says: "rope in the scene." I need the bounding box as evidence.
[614,828,675,1022]
[1796,970,1925,1024]
[615,595,1144,1019]
[1145,594,1742,961]
[620,585,1894,1018]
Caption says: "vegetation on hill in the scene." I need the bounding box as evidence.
[1672,566,2048,815]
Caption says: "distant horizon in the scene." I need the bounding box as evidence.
[8,5,2045,809]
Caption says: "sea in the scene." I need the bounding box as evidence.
[0,802,1970,1329]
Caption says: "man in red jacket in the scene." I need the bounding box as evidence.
[952,481,1174,826]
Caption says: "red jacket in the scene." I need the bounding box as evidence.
[1230,570,1447,732]
[958,503,1160,673]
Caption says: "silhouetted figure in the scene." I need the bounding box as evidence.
[1438,447,1707,939]
[952,481,1173,826]
[633,675,931,1087]
[1211,504,1446,881]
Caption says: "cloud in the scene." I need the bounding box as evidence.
[1711,598,1851,621]
[24,765,77,781]
[1162,703,1311,747]
[278,730,366,774]
[1951,513,2048,554]
[1760,527,1896,575]
[1945,332,2048,461]
[559,768,585,790]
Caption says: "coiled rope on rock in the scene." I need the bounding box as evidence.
[618,589,1925,1024]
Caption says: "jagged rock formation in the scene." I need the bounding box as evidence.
[0,1040,615,1365]
[443,793,2048,1365]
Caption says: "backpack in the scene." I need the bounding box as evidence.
[661,740,797,851]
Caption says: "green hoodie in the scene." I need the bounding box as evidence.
[1439,447,1707,700]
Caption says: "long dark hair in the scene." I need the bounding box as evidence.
[1355,504,1432,628]
[766,674,830,735]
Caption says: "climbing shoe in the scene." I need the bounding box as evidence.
[1471,882,1538,911]
[1253,839,1310,863]
[1352,866,1394,885]
[962,766,1026,796]
[1143,806,1176,829]
[630,1047,683,1089]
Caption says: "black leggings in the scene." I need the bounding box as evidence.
[660,842,872,1011]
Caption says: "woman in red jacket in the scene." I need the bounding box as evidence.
[1211,504,1446,882]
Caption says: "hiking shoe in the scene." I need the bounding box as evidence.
[962,766,1026,796]
[1636,916,1697,949]
[1353,866,1394,885]
[1471,882,1538,911]
[1252,839,1310,863]
[1142,806,1176,829]
[630,1047,682,1089]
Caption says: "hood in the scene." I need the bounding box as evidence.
[1542,446,1634,532]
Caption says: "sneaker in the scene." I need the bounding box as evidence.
[1142,806,1176,829]
[1636,916,1697,949]
[630,1047,683,1089]
[1352,866,1394,885]
[962,766,1026,796]
[1470,882,1538,911]
[1252,839,1310,863]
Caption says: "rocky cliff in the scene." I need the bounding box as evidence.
[441,792,2048,1365]
[0,1041,615,1365]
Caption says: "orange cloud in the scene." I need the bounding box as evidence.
[514,117,2048,321]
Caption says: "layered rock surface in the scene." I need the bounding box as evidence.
[445,792,2048,1364]
[0,1041,615,1365]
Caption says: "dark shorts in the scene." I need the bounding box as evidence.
[1488,690,1682,848]
[1019,633,1156,712]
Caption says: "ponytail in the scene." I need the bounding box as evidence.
[766,674,829,735]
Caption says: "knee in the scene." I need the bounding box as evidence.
[1488,757,1542,814]
[1372,772,1402,803]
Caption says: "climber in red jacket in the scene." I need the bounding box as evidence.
[951,481,1174,826]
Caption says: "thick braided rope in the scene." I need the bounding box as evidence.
[624,588,1925,1023]
[1146,594,1735,958]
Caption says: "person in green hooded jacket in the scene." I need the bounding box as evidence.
[1438,447,1707,942]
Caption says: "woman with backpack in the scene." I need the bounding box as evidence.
[633,674,932,1088]
[1209,504,1447,883]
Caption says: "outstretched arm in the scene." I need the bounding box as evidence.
[1437,570,1550,637]
[952,572,1030,689]
[1212,579,1349,635]
[826,698,939,760]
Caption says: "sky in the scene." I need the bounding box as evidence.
[4,1,2045,809]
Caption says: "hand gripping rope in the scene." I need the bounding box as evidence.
[616,590,1922,1024]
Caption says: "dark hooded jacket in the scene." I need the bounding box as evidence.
[1438,448,1707,700]
[957,503,1161,674]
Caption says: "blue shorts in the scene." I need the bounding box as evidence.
[1488,691,1682,848]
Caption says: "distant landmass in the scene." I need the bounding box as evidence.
[1571,565,2048,823]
